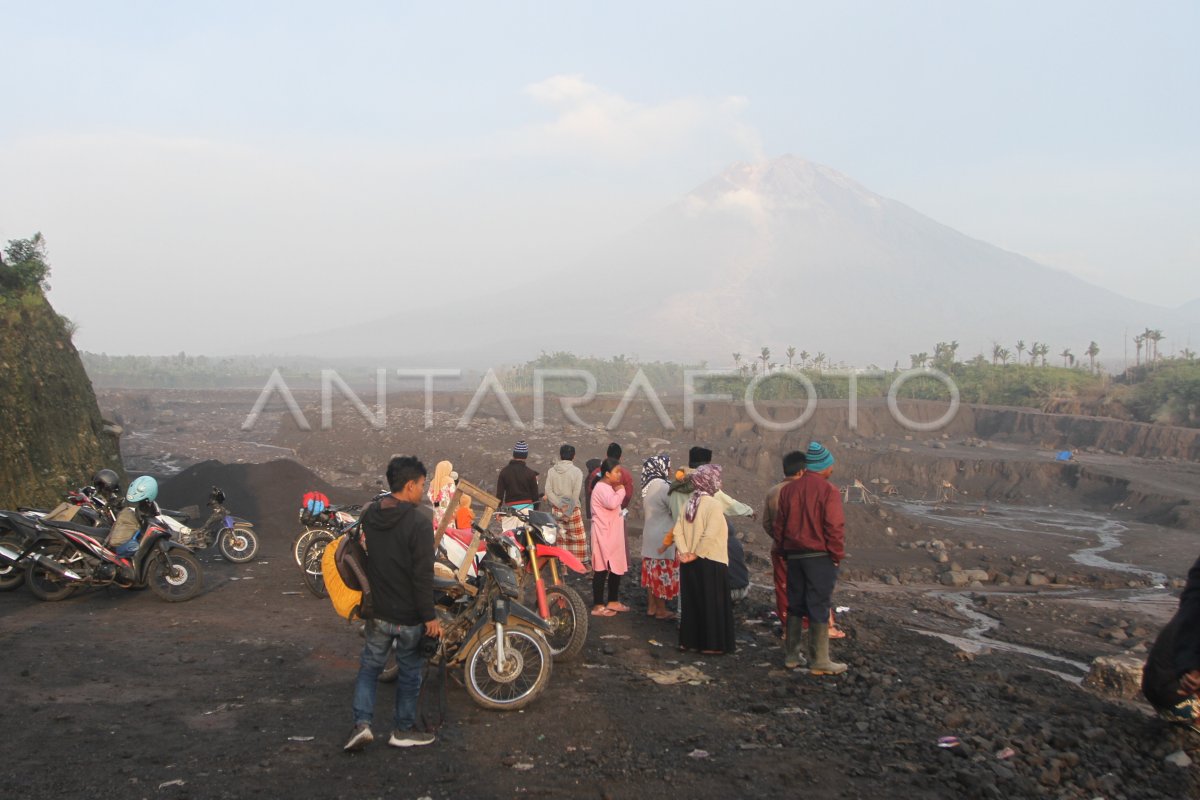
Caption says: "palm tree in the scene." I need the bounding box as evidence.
[1150,330,1164,364]
[759,347,771,375]
[991,342,1003,366]
[1060,348,1073,368]
[910,352,929,369]
[1015,340,1026,366]
[1181,348,1196,361]
[1030,342,1049,367]
[1085,341,1100,374]
[813,352,826,371]
[799,350,810,368]
[732,353,742,371]
[1134,334,1144,367]
[999,348,1011,365]
[785,346,796,369]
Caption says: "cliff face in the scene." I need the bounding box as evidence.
[0,291,122,508]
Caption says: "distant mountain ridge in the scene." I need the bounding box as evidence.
[270,155,1198,366]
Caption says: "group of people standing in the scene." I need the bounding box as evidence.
[469,436,848,666]
[343,438,855,753]
[489,438,849,666]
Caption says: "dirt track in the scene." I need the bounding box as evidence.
[2,390,1198,798]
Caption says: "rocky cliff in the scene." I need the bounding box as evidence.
[0,291,122,508]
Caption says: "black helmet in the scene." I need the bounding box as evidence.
[92,468,121,496]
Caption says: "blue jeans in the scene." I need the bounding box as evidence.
[352,619,426,732]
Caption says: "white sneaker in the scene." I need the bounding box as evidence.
[388,729,436,747]
[343,724,373,752]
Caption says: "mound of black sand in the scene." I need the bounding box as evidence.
[158,459,362,537]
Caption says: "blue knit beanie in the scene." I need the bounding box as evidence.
[513,440,529,458]
[805,442,834,472]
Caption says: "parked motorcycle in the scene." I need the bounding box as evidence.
[0,511,94,591]
[294,503,360,567]
[385,523,554,710]
[502,506,589,661]
[20,511,203,602]
[159,486,258,563]
[438,507,588,661]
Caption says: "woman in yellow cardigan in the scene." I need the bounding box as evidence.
[662,464,736,654]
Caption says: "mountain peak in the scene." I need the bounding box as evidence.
[686,154,884,215]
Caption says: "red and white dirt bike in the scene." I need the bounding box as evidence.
[439,506,588,661]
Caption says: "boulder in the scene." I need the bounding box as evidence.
[1027,573,1051,587]
[940,571,970,587]
[1081,655,1145,700]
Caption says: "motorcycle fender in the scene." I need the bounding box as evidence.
[534,544,586,574]
[507,600,553,633]
[229,517,253,527]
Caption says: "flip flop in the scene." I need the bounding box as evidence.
[591,607,617,617]
[607,603,631,613]
[655,612,678,621]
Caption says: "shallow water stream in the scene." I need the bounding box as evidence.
[889,501,1173,679]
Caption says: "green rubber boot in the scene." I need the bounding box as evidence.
[809,622,847,676]
[783,616,807,668]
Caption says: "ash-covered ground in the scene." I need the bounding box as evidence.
[1,388,1196,799]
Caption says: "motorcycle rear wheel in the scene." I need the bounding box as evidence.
[148,549,204,602]
[543,584,588,662]
[0,532,28,591]
[464,624,552,711]
[218,526,258,563]
[301,531,335,598]
[25,544,79,601]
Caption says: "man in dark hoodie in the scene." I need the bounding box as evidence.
[345,455,441,752]
[496,440,541,509]
[1142,553,1200,733]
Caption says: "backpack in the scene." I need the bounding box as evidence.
[322,525,373,621]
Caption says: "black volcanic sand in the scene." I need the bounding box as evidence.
[0,459,1197,798]
[157,459,360,531]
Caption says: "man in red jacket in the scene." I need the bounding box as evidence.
[771,441,847,675]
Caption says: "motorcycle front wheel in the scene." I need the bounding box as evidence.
[293,527,329,567]
[0,532,28,591]
[544,584,589,662]
[25,544,79,601]
[147,549,204,602]
[218,526,259,563]
[464,624,552,711]
[301,532,335,598]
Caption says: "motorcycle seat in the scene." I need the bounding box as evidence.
[432,575,461,591]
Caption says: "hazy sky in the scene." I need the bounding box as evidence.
[2,1,1196,355]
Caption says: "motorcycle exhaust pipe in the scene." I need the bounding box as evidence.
[30,553,82,581]
[0,542,21,565]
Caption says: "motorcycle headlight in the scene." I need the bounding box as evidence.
[539,524,557,545]
[501,537,523,568]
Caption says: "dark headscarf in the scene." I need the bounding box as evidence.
[640,453,671,490]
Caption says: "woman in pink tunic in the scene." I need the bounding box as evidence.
[589,459,628,616]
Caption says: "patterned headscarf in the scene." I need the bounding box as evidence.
[685,464,722,523]
[640,453,671,490]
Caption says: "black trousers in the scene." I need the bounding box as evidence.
[785,554,837,624]
[592,570,621,606]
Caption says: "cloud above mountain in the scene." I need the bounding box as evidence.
[512,74,761,162]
